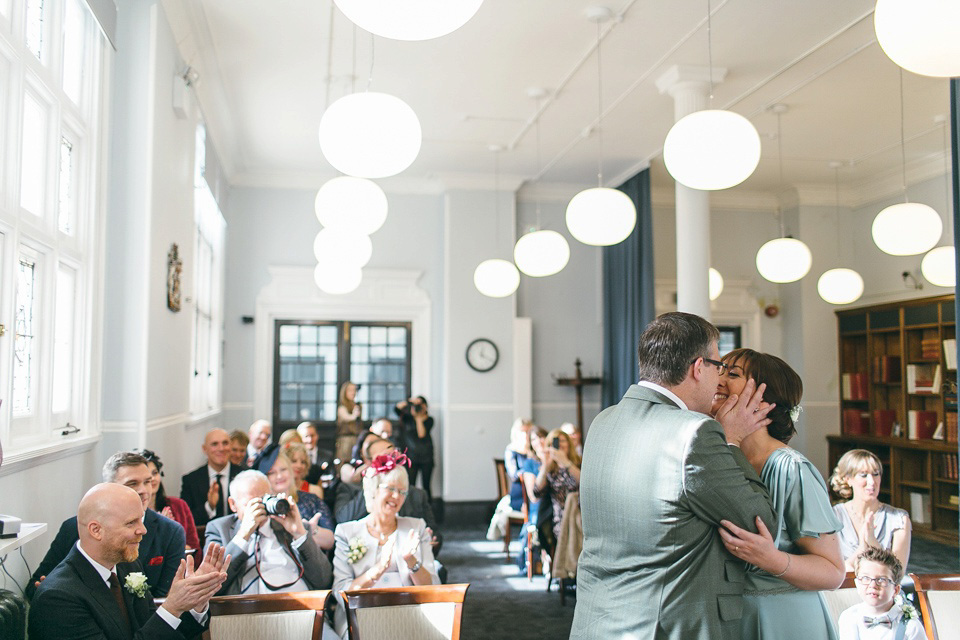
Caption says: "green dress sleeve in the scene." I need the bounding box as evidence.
[762,448,842,547]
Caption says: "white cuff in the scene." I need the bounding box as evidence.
[291,532,308,549]
[156,606,181,629]
[205,502,216,518]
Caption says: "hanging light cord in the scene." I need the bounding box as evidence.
[351,24,357,94]
[535,116,543,231]
[494,148,501,250]
[595,19,604,188]
[706,0,714,101]
[834,165,842,259]
[324,1,335,109]
[367,33,375,91]
[898,68,908,204]
[777,111,786,237]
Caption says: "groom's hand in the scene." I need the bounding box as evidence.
[714,379,774,446]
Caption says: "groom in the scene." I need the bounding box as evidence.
[571,312,777,640]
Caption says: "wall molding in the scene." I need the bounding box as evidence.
[102,420,138,433]
[444,403,514,412]
[0,434,100,477]
[222,402,254,411]
[532,401,603,411]
[146,412,191,432]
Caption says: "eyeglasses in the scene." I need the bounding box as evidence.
[692,357,728,376]
[381,486,408,497]
[856,575,894,588]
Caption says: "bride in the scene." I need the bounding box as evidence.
[714,349,845,640]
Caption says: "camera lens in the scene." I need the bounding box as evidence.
[262,494,290,516]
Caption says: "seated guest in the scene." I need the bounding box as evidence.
[246,419,273,465]
[838,546,924,639]
[28,452,186,599]
[28,483,228,640]
[278,428,302,447]
[560,422,583,457]
[533,428,581,548]
[518,427,548,571]
[505,418,533,511]
[254,444,335,550]
[286,442,325,500]
[228,430,249,468]
[332,450,439,638]
[830,449,912,571]
[181,428,243,527]
[370,417,394,441]
[138,448,200,551]
[204,470,332,596]
[297,421,332,484]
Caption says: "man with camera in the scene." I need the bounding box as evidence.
[394,396,435,501]
[204,470,332,596]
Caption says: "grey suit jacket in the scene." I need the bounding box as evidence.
[570,384,777,640]
[204,515,332,596]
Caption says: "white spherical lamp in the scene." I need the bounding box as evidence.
[315,177,388,235]
[565,188,636,246]
[513,230,570,277]
[708,268,724,301]
[817,268,865,305]
[756,237,812,283]
[313,228,373,268]
[921,246,956,287]
[334,0,483,41]
[875,0,960,78]
[319,92,422,178]
[473,259,520,298]
[872,202,942,256]
[314,262,363,295]
[663,110,762,191]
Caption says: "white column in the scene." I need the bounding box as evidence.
[656,65,726,320]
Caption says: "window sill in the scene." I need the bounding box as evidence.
[0,433,100,477]
[187,407,222,428]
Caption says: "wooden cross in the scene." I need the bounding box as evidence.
[553,358,602,439]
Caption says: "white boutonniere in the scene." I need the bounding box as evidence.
[347,537,367,564]
[896,593,918,621]
[124,572,148,598]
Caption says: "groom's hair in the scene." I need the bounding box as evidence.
[637,312,719,386]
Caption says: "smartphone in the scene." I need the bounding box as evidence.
[551,436,560,449]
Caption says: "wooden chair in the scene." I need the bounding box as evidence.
[341,584,470,640]
[494,458,526,561]
[910,573,960,640]
[821,572,859,633]
[207,590,332,640]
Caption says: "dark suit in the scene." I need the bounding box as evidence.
[570,384,777,640]
[180,463,242,527]
[204,515,332,596]
[27,510,185,600]
[28,544,203,640]
[334,484,443,552]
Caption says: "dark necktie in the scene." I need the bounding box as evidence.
[215,473,224,517]
[108,572,132,634]
[863,615,893,628]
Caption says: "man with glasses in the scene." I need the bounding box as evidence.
[838,547,924,639]
[572,312,778,640]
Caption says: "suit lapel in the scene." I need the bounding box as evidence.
[65,546,132,640]
[116,564,151,630]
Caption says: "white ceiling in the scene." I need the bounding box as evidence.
[162,0,952,204]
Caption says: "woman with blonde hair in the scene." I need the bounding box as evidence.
[829,448,911,571]
[254,444,334,550]
[533,428,581,543]
[505,418,534,510]
[336,381,363,465]
[285,442,324,500]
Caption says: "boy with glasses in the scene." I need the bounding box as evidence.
[838,546,924,639]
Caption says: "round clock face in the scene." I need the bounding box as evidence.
[466,338,499,372]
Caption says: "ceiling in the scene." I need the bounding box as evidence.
[162,0,953,205]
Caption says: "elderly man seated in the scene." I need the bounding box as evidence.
[28,452,186,599]
[246,419,273,466]
[28,483,228,640]
[204,470,332,596]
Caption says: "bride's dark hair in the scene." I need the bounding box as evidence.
[720,349,803,444]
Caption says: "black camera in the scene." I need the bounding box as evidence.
[261,494,290,516]
[551,436,561,449]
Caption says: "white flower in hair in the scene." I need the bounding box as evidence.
[789,405,803,422]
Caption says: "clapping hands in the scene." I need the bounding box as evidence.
[161,543,230,618]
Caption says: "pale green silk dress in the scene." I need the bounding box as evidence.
[741,447,842,640]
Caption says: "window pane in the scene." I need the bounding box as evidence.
[20,93,47,216]
[52,264,76,413]
[58,136,74,234]
[13,257,37,414]
[25,0,46,61]
[62,0,85,104]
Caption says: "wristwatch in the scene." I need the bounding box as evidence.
[409,559,422,573]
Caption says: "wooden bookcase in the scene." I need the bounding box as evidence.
[828,294,959,547]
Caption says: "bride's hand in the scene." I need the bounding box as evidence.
[719,517,785,574]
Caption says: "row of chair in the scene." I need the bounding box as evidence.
[204,583,469,640]
[821,572,960,640]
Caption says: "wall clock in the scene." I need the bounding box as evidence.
[466,338,499,372]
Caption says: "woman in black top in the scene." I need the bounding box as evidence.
[395,395,434,501]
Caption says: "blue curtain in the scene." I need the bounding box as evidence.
[601,168,655,407]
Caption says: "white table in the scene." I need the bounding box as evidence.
[0,522,47,558]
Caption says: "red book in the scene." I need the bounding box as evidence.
[843,409,870,435]
[908,410,938,440]
[872,410,897,437]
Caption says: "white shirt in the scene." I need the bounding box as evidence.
[204,462,232,519]
[232,522,308,594]
[638,380,688,410]
[837,602,925,640]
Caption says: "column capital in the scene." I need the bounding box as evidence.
[655,64,727,98]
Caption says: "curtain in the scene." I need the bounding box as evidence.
[952,80,960,351]
[601,168,655,408]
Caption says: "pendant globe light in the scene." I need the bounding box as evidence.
[313,227,373,268]
[565,8,636,247]
[874,0,960,78]
[817,163,864,305]
[708,268,724,301]
[315,176,388,235]
[921,246,956,287]
[314,261,363,295]
[334,0,483,42]
[475,146,520,297]
[662,1,761,191]
[756,105,812,284]
[872,70,942,256]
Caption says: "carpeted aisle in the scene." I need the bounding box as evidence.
[440,526,576,640]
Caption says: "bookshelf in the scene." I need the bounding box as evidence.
[829,294,959,546]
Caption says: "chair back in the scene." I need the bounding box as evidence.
[910,573,960,640]
[208,590,332,640]
[821,572,860,633]
[341,584,469,640]
[494,458,510,498]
